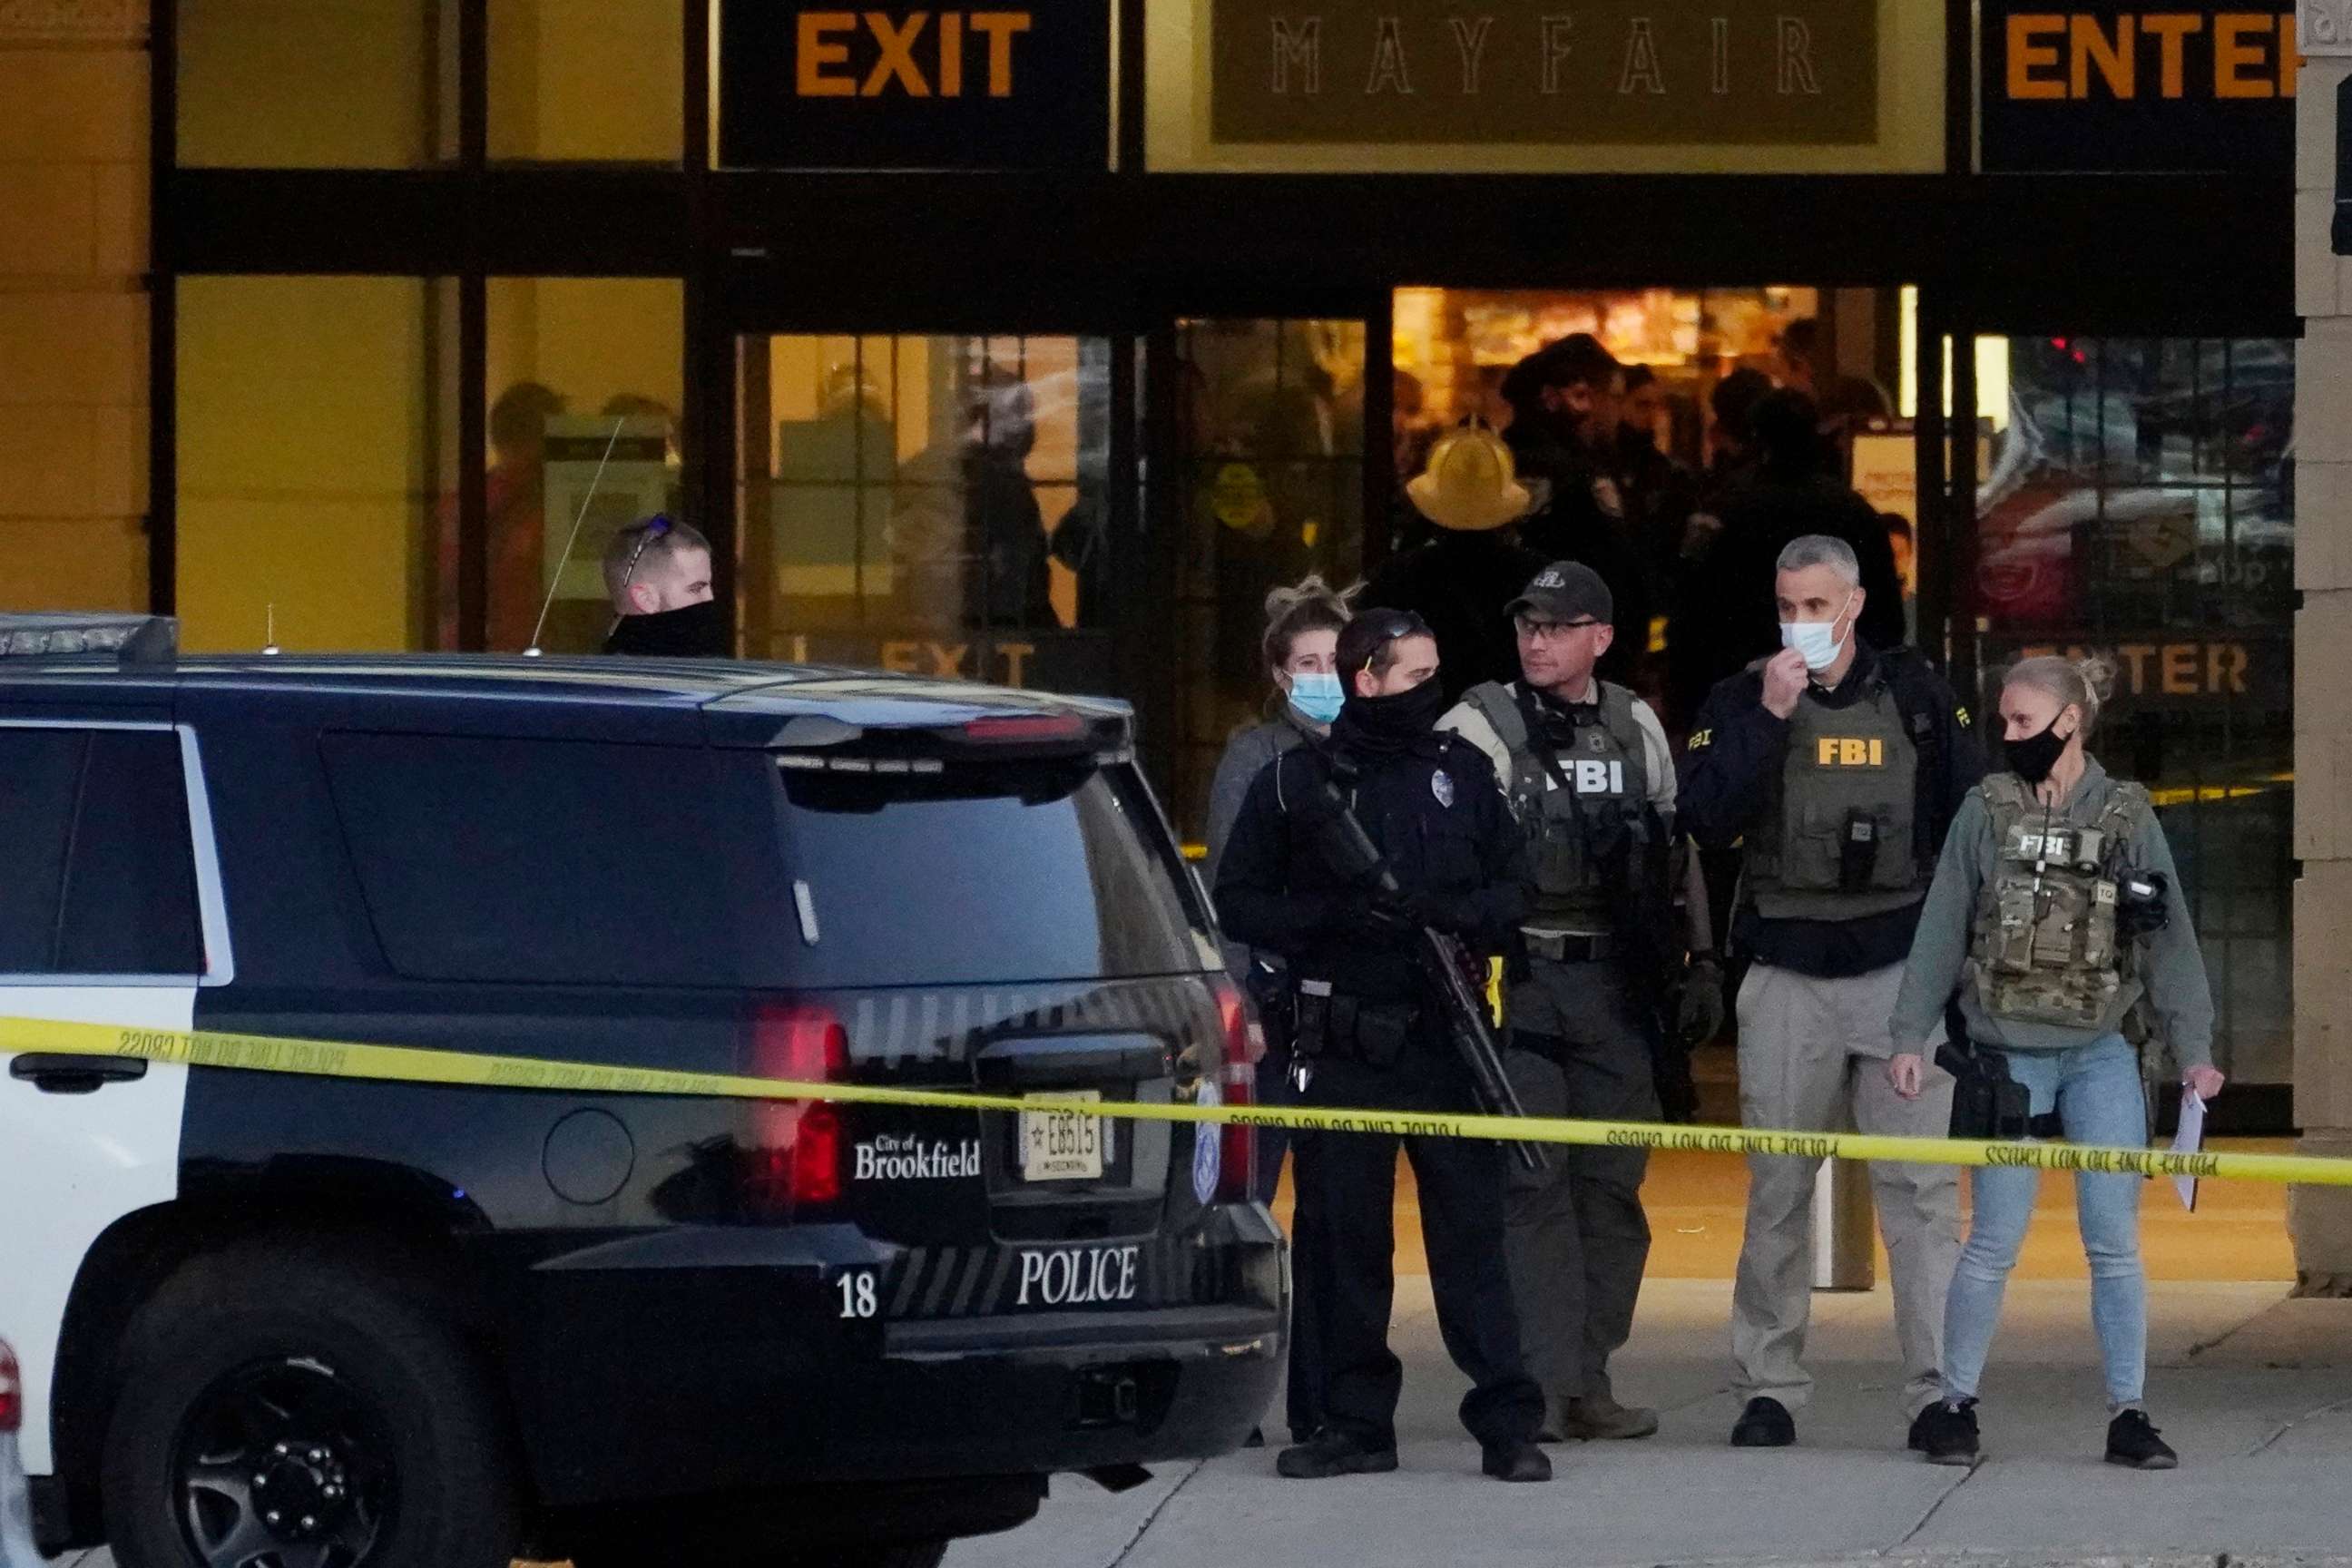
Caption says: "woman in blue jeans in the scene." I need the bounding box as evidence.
[1886,656,2222,1470]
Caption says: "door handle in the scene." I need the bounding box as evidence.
[9,1054,149,1094]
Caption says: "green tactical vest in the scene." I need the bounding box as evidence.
[1969,773,2149,1029]
[1461,679,1648,933]
[1745,671,1926,921]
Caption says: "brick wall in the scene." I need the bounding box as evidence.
[0,0,149,613]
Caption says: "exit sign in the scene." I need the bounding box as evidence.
[718,3,1111,171]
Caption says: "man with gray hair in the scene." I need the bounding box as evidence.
[1678,533,1984,1454]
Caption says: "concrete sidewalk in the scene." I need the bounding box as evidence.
[951,1279,2352,1568]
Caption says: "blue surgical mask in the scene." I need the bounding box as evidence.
[1779,593,1857,673]
[1288,671,1345,725]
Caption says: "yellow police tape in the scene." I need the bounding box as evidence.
[3,1013,2345,1188]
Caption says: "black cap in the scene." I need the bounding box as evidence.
[1507,563,1612,626]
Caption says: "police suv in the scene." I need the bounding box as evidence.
[0,616,1281,1568]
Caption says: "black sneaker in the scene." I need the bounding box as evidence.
[1276,1431,1399,1479]
[2104,1408,2179,1470]
[1730,1396,1796,1447]
[1911,1400,1981,1466]
[1479,1439,1553,1483]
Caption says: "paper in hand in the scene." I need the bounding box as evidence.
[2171,1088,2207,1213]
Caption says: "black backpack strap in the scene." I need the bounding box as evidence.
[1881,649,1945,877]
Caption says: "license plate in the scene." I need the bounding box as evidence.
[1020,1091,1112,1181]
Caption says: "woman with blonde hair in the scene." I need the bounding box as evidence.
[1202,573,1357,1447]
[1886,655,2220,1471]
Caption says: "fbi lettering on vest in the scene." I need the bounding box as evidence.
[1815,737,1887,768]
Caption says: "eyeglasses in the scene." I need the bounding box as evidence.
[615,514,674,600]
[1515,615,1602,642]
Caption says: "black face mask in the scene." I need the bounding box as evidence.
[2005,716,2072,786]
[603,598,727,659]
[1335,677,1449,753]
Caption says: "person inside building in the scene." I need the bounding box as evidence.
[1680,388,1906,706]
[1441,561,1721,1447]
[1885,512,1919,643]
[1888,656,2220,1472]
[1679,534,1984,1453]
[1216,610,1550,1485]
[436,379,565,651]
[601,514,722,657]
[1503,336,1649,684]
[1777,318,1892,467]
[1615,366,1701,627]
[1361,422,1548,706]
[1202,573,1357,1448]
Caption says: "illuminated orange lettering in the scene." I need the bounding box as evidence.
[927,642,969,676]
[2210,642,2249,695]
[798,12,858,97]
[2007,15,2065,100]
[863,11,931,97]
[2283,15,2300,97]
[939,12,965,96]
[2161,643,2198,695]
[972,11,1032,97]
[2214,13,2272,99]
[2070,15,2133,98]
[2142,15,2203,99]
[2119,643,2156,693]
[999,642,1034,686]
[881,641,925,672]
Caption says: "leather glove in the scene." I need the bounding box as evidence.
[1370,885,1461,936]
[1676,956,1728,1045]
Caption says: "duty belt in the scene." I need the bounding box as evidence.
[1523,928,1616,964]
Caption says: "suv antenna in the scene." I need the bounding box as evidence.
[524,415,625,659]
[260,603,280,656]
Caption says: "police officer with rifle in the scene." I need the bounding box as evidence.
[1216,609,1551,1485]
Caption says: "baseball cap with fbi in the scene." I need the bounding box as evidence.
[1507,562,1613,626]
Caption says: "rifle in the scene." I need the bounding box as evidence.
[1304,776,1549,1174]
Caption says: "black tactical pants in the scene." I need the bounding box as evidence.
[1294,1036,1544,1450]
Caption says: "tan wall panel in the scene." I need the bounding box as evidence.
[0,50,147,162]
[177,0,436,168]
[0,166,98,277]
[0,293,145,407]
[0,517,145,612]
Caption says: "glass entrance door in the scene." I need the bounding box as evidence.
[734,332,1116,694]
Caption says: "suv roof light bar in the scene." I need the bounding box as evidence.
[0,613,177,667]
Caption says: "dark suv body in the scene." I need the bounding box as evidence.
[0,644,1282,1568]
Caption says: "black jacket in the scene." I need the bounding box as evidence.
[1361,532,1550,707]
[1677,642,1985,976]
[1679,465,1906,702]
[1215,729,1527,1005]
[1508,425,1651,686]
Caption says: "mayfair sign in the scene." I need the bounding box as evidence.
[1210,2,1880,146]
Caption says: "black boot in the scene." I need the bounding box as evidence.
[2104,1408,2179,1470]
[1479,1439,1553,1483]
[1911,1400,1981,1466]
[1276,1430,1399,1479]
[1730,1396,1795,1447]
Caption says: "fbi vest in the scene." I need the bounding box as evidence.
[1969,773,2149,1029]
[1461,679,1648,933]
[1745,669,1926,921]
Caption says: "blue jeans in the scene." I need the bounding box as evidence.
[1941,1034,2149,1411]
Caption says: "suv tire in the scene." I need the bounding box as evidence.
[99,1237,518,1568]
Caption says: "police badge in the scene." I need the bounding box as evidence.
[1431,769,1455,808]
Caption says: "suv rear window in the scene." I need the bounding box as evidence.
[0,727,204,976]
[775,756,1210,988]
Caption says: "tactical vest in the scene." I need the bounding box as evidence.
[1462,679,1648,933]
[1745,670,1926,921]
[1969,773,2149,1029]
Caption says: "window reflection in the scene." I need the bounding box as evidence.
[1976,336,2296,1085]
[740,335,1113,691]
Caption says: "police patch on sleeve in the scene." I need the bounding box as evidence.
[1431,769,1455,808]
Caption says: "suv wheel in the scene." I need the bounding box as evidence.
[100,1239,518,1568]
[573,1544,948,1568]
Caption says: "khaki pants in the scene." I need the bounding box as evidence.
[1730,961,1960,1418]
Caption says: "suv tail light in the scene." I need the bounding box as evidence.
[0,1340,20,1433]
[743,1003,848,1217]
[1211,979,1261,1205]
